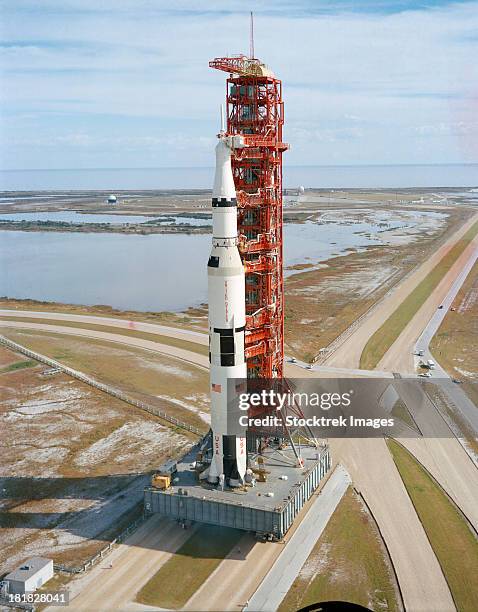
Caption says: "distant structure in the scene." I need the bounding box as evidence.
[107,194,117,204]
[4,557,53,595]
[298,185,305,196]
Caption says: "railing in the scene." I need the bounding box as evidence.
[0,336,204,437]
[54,515,147,575]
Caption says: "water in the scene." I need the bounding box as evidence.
[0,211,212,226]
[284,220,401,272]
[1,164,477,191]
[449,190,478,201]
[0,211,153,225]
[0,195,71,202]
[0,214,442,311]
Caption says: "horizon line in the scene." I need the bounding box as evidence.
[1,162,478,172]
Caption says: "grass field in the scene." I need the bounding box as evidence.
[0,359,37,373]
[1,328,209,432]
[387,438,478,611]
[136,525,243,609]
[278,487,400,612]
[360,220,478,370]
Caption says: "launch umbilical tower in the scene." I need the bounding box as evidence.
[209,54,288,380]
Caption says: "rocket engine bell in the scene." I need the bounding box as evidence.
[207,131,247,488]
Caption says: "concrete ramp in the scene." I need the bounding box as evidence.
[245,465,351,612]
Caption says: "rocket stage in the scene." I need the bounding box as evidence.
[144,440,331,540]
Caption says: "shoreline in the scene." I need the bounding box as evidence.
[0,222,212,235]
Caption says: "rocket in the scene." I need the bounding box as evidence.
[207,128,247,488]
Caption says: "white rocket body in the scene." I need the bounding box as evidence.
[207,135,247,487]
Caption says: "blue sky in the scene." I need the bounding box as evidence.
[1,0,477,170]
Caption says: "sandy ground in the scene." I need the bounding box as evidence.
[325,213,478,369]
[0,355,190,574]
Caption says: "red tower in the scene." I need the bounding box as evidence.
[209,55,289,380]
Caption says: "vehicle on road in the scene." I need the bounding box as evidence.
[452,378,462,384]
[419,372,432,378]
[438,305,444,309]
[289,357,297,363]
[416,349,425,356]
[427,359,436,369]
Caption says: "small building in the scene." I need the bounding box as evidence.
[5,557,53,595]
[107,194,117,204]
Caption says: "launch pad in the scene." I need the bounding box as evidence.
[144,439,330,540]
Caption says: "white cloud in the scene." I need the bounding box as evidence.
[1,1,478,168]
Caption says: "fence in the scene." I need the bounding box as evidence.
[0,335,204,437]
[53,514,147,575]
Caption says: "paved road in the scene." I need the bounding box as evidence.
[0,320,209,371]
[183,466,347,612]
[47,515,191,611]
[0,309,209,345]
[414,242,478,373]
[324,213,478,370]
[285,356,394,378]
[244,466,351,612]
[0,309,393,379]
[410,242,478,435]
[397,383,478,530]
[183,531,282,612]
[378,230,478,374]
[0,315,461,610]
[434,378,478,436]
[331,437,455,611]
